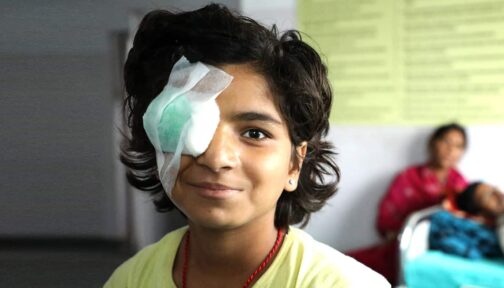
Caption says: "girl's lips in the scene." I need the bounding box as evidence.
[191,182,240,190]
[188,182,242,199]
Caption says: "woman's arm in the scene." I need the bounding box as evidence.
[377,172,413,236]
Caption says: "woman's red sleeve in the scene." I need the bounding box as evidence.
[377,171,412,236]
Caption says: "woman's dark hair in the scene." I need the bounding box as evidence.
[428,122,467,154]
[456,182,482,214]
[121,4,340,229]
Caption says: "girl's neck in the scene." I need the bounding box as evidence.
[191,222,277,268]
[174,216,279,288]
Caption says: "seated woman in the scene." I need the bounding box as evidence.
[104,4,389,288]
[431,182,504,258]
[347,123,468,284]
[377,123,468,237]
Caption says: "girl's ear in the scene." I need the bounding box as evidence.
[284,142,307,192]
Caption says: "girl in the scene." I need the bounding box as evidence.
[105,4,389,287]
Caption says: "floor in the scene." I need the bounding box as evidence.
[0,239,133,288]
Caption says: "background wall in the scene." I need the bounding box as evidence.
[2,0,503,253]
[1,1,123,238]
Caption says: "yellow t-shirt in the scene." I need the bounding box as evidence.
[104,226,390,288]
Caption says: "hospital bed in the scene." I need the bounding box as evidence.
[397,206,504,288]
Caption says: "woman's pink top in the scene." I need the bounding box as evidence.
[377,164,467,235]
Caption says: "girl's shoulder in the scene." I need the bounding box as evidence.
[103,226,187,288]
[256,228,390,288]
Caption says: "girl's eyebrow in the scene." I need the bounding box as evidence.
[231,111,283,125]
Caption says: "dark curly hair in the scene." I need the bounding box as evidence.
[121,4,340,229]
[456,182,483,214]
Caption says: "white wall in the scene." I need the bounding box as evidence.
[241,0,296,31]
[304,126,429,250]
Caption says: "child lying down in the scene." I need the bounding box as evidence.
[430,182,504,258]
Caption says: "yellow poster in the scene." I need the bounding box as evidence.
[298,0,504,124]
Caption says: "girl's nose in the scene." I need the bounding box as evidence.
[195,124,239,172]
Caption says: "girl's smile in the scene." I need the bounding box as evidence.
[186,181,243,200]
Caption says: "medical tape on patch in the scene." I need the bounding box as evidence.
[143,56,233,197]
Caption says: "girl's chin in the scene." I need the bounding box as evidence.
[187,212,240,230]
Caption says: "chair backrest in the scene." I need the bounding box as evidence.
[397,205,442,285]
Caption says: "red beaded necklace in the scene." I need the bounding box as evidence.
[181,229,284,288]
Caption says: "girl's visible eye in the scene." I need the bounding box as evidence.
[242,129,268,140]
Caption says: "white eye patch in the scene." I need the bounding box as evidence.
[142,56,233,197]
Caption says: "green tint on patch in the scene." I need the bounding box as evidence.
[157,95,192,152]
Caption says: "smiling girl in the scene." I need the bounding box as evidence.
[105,4,389,288]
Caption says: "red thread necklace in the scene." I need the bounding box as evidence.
[181,228,284,288]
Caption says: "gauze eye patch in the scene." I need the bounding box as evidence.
[143,56,233,197]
